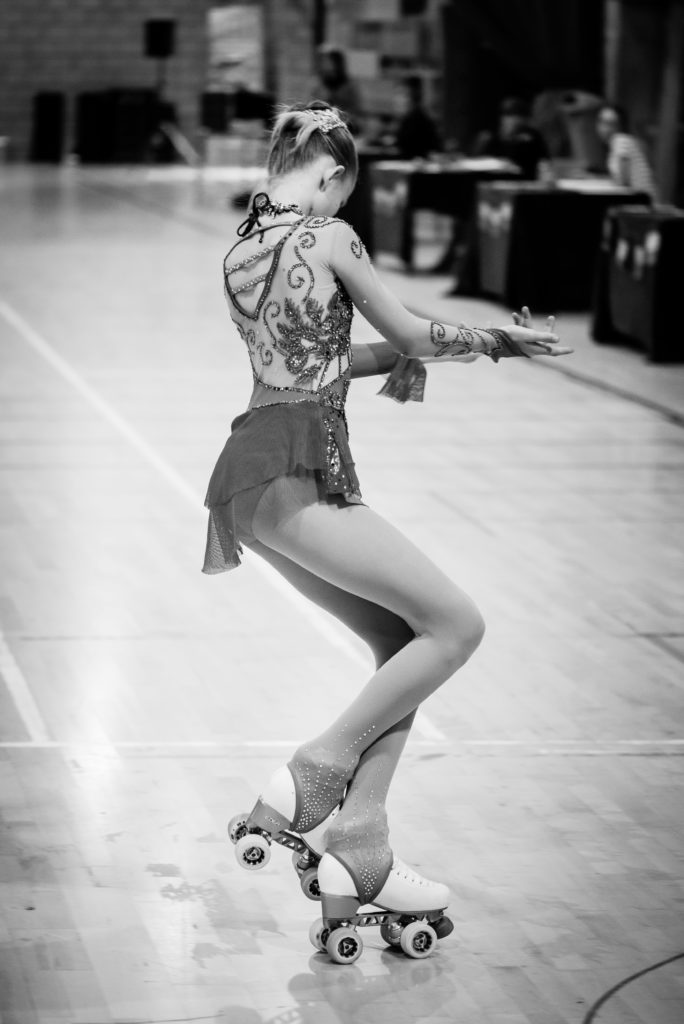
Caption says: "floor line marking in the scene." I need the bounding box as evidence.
[0,633,50,744]
[0,298,200,506]
[0,296,444,743]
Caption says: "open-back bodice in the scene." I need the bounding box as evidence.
[223,215,354,413]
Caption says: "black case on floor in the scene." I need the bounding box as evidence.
[592,205,684,362]
[477,182,649,311]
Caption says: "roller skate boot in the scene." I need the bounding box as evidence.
[310,853,454,964]
[228,749,352,900]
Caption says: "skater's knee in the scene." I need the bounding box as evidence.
[369,618,416,668]
[434,596,485,672]
[461,603,486,656]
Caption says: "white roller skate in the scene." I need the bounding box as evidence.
[309,853,454,964]
[228,765,340,901]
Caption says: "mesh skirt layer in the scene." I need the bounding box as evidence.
[202,402,363,574]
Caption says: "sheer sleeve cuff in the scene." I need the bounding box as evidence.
[484,328,532,362]
[377,355,427,403]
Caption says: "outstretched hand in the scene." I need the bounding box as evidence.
[502,306,573,357]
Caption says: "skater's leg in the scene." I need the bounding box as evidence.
[320,714,415,899]
[251,530,453,907]
[248,540,416,669]
[251,496,484,891]
[252,497,484,752]
[248,540,416,856]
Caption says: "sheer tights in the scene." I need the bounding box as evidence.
[247,493,484,901]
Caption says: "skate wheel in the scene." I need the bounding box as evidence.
[326,926,363,965]
[308,918,330,952]
[433,915,454,940]
[292,849,311,874]
[380,920,402,947]
[400,920,436,959]
[227,813,250,845]
[299,866,321,901]
[234,832,271,870]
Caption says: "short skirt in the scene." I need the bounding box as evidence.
[202,401,363,574]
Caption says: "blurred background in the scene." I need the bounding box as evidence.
[0,0,681,205]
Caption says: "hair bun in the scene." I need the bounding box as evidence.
[267,102,358,182]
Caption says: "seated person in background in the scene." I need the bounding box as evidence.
[595,104,657,198]
[473,96,549,180]
[395,76,442,160]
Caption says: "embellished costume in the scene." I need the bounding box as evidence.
[203,196,525,574]
[204,206,376,573]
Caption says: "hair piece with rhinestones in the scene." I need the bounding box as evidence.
[267,101,358,183]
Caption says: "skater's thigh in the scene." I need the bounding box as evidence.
[251,499,481,638]
[247,540,415,665]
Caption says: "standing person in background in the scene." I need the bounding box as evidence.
[395,76,442,160]
[473,96,549,180]
[595,104,657,198]
[313,46,364,135]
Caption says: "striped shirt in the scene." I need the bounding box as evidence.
[608,133,657,198]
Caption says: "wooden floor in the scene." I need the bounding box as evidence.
[1,165,683,1024]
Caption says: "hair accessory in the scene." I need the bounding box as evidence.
[307,108,346,134]
[237,192,303,237]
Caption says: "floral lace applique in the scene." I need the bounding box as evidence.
[224,218,354,396]
[271,284,353,385]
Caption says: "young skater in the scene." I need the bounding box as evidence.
[204,102,571,963]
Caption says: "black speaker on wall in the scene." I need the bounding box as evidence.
[144,19,176,59]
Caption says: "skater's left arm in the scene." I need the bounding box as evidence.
[350,335,488,405]
[350,340,398,378]
[350,340,428,403]
[351,340,477,377]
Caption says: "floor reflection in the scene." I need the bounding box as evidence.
[219,946,455,1024]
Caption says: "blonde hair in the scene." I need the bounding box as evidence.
[267,102,358,183]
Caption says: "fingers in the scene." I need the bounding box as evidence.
[524,329,566,355]
[528,330,560,346]
[532,338,573,356]
[508,309,570,356]
[511,308,530,326]
[513,308,557,332]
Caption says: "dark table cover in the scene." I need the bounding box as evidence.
[477,181,650,310]
[343,147,400,258]
[370,159,519,268]
[592,205,684,362]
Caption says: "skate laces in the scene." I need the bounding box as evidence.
[392,857,438,888]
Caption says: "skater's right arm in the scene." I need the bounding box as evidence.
[328,221,572,362]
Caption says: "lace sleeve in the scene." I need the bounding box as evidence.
[329,221,529,363]
[329,221,423,353]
